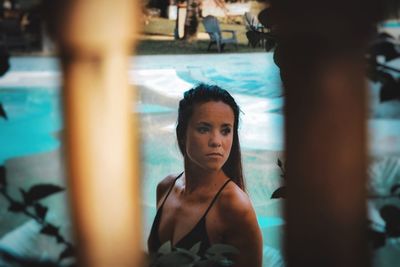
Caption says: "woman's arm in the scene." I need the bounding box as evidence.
[218,187,263,267]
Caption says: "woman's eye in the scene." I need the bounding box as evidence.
[197,127,209,133]
[221,128,231,135]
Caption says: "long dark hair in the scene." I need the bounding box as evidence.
[176,83,245,191]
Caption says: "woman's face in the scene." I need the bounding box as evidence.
[185,101,234,172]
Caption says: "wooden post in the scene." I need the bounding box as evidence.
[46,1,141,266]
[284,55,370,267]
[268,0,382,266]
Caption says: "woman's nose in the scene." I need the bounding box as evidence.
[209,132,222,147]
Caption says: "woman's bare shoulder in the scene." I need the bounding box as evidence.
[217,182,256,223]
[156,173,182,204]
[216,182,263,267]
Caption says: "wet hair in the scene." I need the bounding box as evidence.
[176,83,245,191]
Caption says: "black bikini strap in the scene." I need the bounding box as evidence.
[203,179,231,217]
[159,172,184,208]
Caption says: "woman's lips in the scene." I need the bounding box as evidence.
[206,153,223,157]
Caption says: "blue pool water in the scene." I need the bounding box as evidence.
[381,21,400,28]
[0,54,284,157]
[0,53,285,165]
[0,88,62,165]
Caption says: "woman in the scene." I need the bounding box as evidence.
[148,84,262,267]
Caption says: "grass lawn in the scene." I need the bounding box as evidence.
[8,17,265,56]
[136,17,265,55]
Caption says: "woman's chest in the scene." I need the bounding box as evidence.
[158,195,224,245]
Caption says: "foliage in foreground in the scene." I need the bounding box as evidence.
[0,166,75,267]
[149,241,238,267]
[271,158,400,250]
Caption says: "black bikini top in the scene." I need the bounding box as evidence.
[147,172,231,256]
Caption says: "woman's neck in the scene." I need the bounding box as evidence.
[183,161,226,194]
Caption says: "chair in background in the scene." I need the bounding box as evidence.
[244,12,267,48]
[202,15,238,52]
[244,11,276,52]
[243,12,264,33]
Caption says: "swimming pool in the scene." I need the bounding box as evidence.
[0,53,285,263]
[1,53,400,266]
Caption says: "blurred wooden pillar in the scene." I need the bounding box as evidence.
[45,1,141,266]
[270,0,382,266]
[284,53,370,267]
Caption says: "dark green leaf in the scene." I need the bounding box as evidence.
[380,205,400,237]
[59,245,74,261]
[8,201,25,212]
[195,259,215,267]
[189,242,201,255]
[157,241,172,254]
[0,103,7,120]
[367,228,386,249]
[277,158,282,168]
[175,247,200,261]
[271,186,287,199]
[56,235,65,244]
[217,258,235,267]
[277,158,286,179]
[204,246,236,267]
[155,251,193,267]
[380,76,400,102]
[380,205,399,220]
[34,203,48,220]
[19,188,28,204]
[390,184,400,196]
[40,224,60,237]
[0,165,6,189]
[24,184,65,204]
